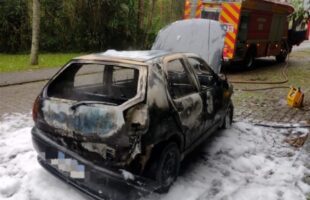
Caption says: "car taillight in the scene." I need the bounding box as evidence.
[32,96,40,122]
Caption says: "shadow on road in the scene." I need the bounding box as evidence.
[222,57,280,74]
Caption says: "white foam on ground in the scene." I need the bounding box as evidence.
[0,114,86,200]
[145,122,310,200]
[0,114,309,200]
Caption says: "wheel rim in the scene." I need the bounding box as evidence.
[161,151,177,186]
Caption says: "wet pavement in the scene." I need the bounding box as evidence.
[0,81,46,115]
[0,67,59,87]
[227,49,310,125]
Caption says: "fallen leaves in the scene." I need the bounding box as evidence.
[285,133,309,148]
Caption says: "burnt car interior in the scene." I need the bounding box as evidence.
[47,63,139,105]
[187,57,216,87]
[166,59,197,99]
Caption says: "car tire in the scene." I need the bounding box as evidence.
[145,142,180,193]
[221,104,233,129]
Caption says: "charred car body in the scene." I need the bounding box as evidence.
[32,50,233,199]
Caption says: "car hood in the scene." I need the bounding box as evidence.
[152,19,226,74]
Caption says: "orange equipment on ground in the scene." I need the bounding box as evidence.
[184,0,294,67]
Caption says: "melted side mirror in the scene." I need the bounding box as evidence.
[218,73,227,81]
[218,73,230,89]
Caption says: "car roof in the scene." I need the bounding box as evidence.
[75,50,175,64]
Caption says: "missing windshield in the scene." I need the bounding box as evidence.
[47,63,139,105]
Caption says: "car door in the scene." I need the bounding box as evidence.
[163,55,204,147]
[187,56,223,126]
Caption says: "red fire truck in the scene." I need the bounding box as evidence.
[184,0,295,68]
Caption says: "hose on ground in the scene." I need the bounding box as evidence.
[254,123,310,129]
[233,120,310,128]
[235,86,289,92]
[227,53,291,91]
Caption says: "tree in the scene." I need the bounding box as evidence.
[289,0,309,30]
[138,0,144,29]
[30,0,40,65]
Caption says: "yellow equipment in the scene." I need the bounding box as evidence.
[287,86,304,108]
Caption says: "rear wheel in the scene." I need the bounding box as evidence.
[243,47,256,69]
[145,143,180,193]
[275,50,288,63]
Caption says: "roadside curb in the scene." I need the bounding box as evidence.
[0,79,49,87]
[0,67,60,87]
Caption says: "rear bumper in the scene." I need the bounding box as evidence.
[31,127,158,200]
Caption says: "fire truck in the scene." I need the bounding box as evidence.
[184,0,295,68]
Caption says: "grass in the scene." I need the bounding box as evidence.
[0,53,83,73]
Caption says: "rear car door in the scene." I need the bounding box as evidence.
[163,55,204,147]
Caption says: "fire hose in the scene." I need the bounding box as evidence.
[227,54,290,92]
[227,53,310,122]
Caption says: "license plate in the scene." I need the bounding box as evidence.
[49,151,85,179]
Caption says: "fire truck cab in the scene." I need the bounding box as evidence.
[184,0,294,68]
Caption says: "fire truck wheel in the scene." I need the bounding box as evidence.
[243,51,255,69]
[276,51,288,63]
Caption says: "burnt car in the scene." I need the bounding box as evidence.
[31,50,233,199]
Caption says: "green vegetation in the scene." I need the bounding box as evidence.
[0,53,82,73]
[0,0,184,53]
[0,0,184,72]
[0,0,184,73]
[289,0,309,30]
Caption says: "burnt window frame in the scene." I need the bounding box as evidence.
[186,56,217,88]
[163,56,199,99]
[187,57,214,76]
[44,60,146,107]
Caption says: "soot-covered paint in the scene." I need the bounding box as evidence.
[32,50,233,199]
[175,93,203,129]
[147,66,170,109]
[42,99,125,138]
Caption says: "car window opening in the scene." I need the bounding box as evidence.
[47,63,139,105]
[166,59,197,99]
[188,57,215,87]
